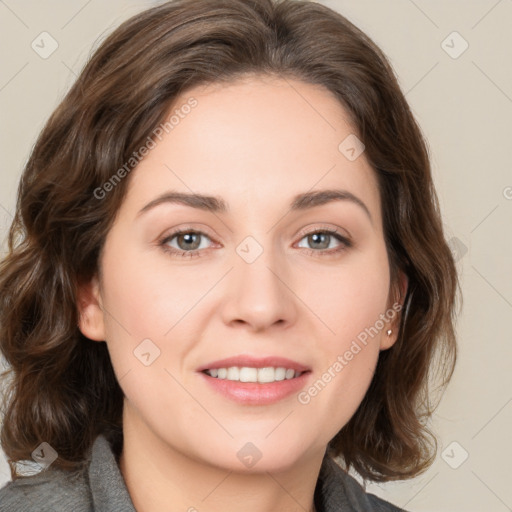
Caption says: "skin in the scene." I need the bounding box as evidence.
[78,74,407,512]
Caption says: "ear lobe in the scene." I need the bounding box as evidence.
[380,270,409,351]
[77,274,106,342]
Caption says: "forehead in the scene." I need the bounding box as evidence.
[123,75,382,226]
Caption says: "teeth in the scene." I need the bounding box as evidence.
[205,366,300,383]
[285,368,295,379]
[239,367,257,382]
[258,367,276,383]
[227,367,240,380]
[274,367,286,381]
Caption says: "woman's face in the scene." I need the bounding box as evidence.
[80,75,404,472]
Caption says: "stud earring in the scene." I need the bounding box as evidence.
[386,329,392,336]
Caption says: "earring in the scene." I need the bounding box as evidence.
[386,329,392,336]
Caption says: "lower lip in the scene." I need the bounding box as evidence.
[199,371,311,405]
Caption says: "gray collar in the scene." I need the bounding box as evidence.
[88,435,136,512]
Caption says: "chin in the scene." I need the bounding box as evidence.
[195,433,317,474]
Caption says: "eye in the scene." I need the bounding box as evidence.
[159,229,214,258]
[158,226,352,259]
[295,228,352,257]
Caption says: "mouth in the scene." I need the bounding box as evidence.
[197,356,312,405]
[197,355,310,379]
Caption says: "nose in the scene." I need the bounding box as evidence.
[220,240,298,332]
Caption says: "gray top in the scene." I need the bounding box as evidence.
[0,434,408,511]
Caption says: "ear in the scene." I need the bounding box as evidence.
[77,274,106,342]
[380,270,408,351]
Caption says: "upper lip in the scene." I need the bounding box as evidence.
[197,355,311,373]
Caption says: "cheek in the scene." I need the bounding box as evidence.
[295,245,389,431]
[97,235,214,394]
[310,347,379,446]
[99,237,204,340]
[300,242,391,346]
[299,302,383,445]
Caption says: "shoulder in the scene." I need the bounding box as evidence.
[317,456,410,512]
[0,433,134,512]
[0,463,92,512]
[343,469,409,512]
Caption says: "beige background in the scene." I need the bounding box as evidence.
[0,1,511,511]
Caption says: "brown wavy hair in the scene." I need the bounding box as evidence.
[0,0,460,483]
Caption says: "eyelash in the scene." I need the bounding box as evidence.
[158,226,352,259]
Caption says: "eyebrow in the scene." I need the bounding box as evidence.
[136,188,372,222]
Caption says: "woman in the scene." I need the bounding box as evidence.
[0,0,460,510]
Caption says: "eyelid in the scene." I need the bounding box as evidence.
[294,223,351,241]
[160,223,216,241]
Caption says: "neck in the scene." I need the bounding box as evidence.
[118,412,323,512]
